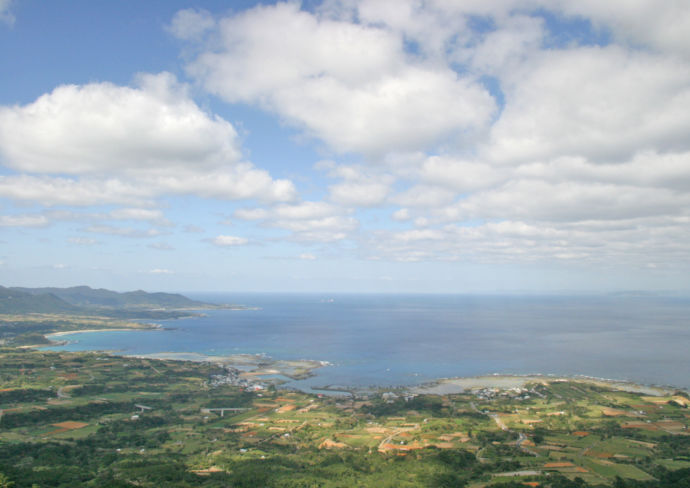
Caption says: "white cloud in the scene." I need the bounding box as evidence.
[329,181,390,207]
[234,201,358,242]
[366,215,690,266]
[484,46,690,165]
[148,268,173,274]
[0,72,239,175]
[437,179,690,224]
[319,163,393,207]
[392,208,411,221]
[212,235,249,247]
[236,201,345,221]
[183,2,496,155]
[0,175,152,206]
[299,253,317,260]
[463,14,544,75]
[4,1,690,282]
[85,225,162,238]
[109,208,169,225]
[167,8,215,41]
[392,184,457,208]
[0,73,297,206]
[417,157,504,193]
[274,215,357,233]
[557,0,690,59]
[0,214,50,227]
[148,242,174,251]
[68,237,98,246]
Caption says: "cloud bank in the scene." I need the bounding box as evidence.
[169,0,690,270]
[0,72,296,208]
[3,0,690,289]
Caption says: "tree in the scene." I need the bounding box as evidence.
[0,473,15,488]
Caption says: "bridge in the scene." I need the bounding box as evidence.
[201,407,250,417]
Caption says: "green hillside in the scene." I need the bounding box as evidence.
[0,286,221,319]
[11,286,211,310]
[0,287,80,314]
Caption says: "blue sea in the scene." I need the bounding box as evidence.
[47,294,690,391]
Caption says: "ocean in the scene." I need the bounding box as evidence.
[46,293,690,391]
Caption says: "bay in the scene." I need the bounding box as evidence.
[46,293,690,391]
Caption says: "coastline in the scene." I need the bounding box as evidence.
[409,373,681,397]
[38,325,687,397]
[42,333,687,396]
[44,325,162,339]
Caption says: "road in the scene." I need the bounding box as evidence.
[473,402,539,457]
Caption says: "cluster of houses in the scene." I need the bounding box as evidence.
[208,366,267,391]
[473,387,534,401]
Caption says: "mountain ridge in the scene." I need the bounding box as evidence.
[0,285,216,315]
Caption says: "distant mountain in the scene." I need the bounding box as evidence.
[1,285,216,315]
[0,286,80,314]
[11,286,211,310]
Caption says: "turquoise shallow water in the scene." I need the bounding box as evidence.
[46,293,690,391]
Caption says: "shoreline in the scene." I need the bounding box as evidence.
[45,325,162,338]
[408,373,681,397]
[41,336,688,395]
[39,331,687,396]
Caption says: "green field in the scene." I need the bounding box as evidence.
[1,316,690,487]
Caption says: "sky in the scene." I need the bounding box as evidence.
[1,0,689,294]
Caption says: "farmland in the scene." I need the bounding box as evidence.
[1,344,689,487]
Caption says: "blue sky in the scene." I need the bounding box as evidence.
[1,0,689,293]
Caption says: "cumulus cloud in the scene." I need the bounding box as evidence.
[0,206,174,230]
[109,208,170,225]
[5,1,690,279]
[0,73,297,206]
[417,156,504,193]
[392,208,411,221]
[322,164,393,207]
[183,2,496,155]
[0,214,50,227]
[483,47,690,164]
[167,8,215,41]
[68,237,98,246]
[211,235,249,247]
[286,0,690,268]
[370,216,690,268]
[0,175,152,207]
[84,225,162,238]
[148,268,173,274]
[557,0,690,59]
[235,201,358,242]
[148,242,174,251]
[0,72,239,175]
[391,184,457,208]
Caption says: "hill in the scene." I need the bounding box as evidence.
[1,285,216,316]
[11,285,211,310]
[0,286,80,314]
